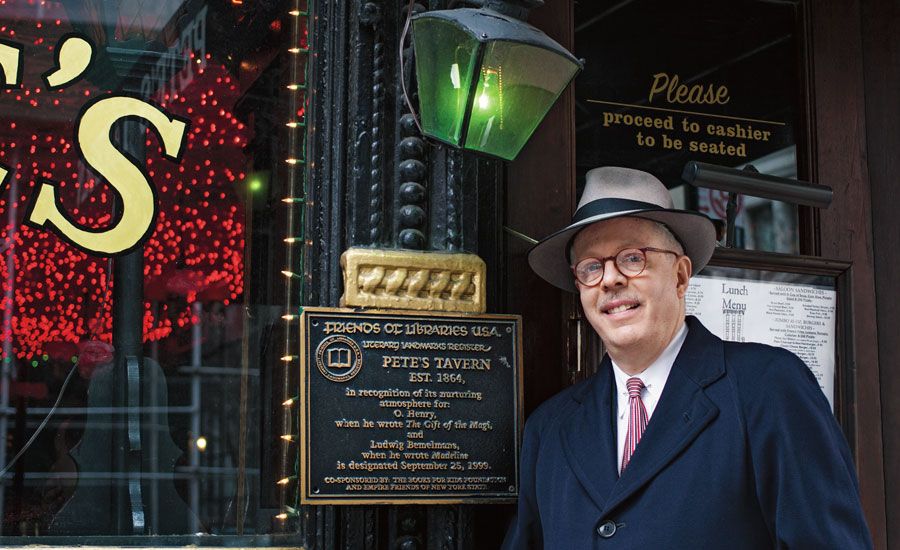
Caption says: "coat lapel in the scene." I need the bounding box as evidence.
[559,356,619,511]
[601,317,726,513]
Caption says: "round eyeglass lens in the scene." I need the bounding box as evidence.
[616,249,646,274]
[574,259,604,285]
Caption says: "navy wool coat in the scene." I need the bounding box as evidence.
[502,316,872,549]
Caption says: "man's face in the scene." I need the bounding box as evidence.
[571,217,692,367]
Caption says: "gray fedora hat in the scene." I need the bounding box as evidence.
[527,166,717,292]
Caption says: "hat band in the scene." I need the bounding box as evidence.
[571,198,663,224]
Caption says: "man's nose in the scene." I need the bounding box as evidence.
[599,258,627,290]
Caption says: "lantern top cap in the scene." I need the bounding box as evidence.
[482,0,544,19]
[411,7,583,67]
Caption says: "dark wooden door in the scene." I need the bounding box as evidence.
[502,0,891,547]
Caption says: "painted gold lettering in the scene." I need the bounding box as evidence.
[647,72,730,107]
[26,96,188,254]
[648,72,669,103]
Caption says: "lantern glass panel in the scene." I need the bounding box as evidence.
[464,40,580,160]
[412,18,480,146]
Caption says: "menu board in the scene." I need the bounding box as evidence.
[685,273,837,409]
[299,308,522,504]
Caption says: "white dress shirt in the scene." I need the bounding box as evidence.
[611,323,688,473]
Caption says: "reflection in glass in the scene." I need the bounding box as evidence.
[575,0,802,254]
[0,0,305,542]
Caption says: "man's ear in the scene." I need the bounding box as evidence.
[675,255,692,298]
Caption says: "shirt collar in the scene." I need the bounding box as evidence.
[611,322,688,398]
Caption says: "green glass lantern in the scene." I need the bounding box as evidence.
[411,4,583,161]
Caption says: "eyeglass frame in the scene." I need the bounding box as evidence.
[571,247,682,287]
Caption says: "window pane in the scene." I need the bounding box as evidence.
[575,0,801,253]
[0,0,306,541]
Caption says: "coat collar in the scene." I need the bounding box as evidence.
[560,353,618,510]
[559,316,725,513]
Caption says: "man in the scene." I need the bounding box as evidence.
[502,167,872,548]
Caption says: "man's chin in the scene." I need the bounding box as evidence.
[597,324,644,350]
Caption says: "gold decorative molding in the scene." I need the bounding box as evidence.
[340,248,486,313]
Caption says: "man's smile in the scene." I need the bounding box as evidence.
[601,299,641,316]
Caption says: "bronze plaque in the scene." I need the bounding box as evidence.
[299,307,522,504]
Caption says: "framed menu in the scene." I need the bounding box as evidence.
[685,248,853,435]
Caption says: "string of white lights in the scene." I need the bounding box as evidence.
[276,0,310,524]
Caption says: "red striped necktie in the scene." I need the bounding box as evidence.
[621,377,648,474]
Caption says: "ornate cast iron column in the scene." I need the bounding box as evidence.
[305,0,504,548]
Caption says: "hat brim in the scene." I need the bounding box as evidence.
[527,207,717,292]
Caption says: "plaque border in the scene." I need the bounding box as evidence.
[298,306,524,505]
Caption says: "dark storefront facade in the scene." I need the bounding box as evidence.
[0,0,896,548]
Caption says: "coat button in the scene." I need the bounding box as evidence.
[596,520,616,538]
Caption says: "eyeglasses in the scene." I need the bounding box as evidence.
[572,247,681,287]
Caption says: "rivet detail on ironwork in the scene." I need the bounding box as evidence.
[396,24,428,250]
[368,21,386,244]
